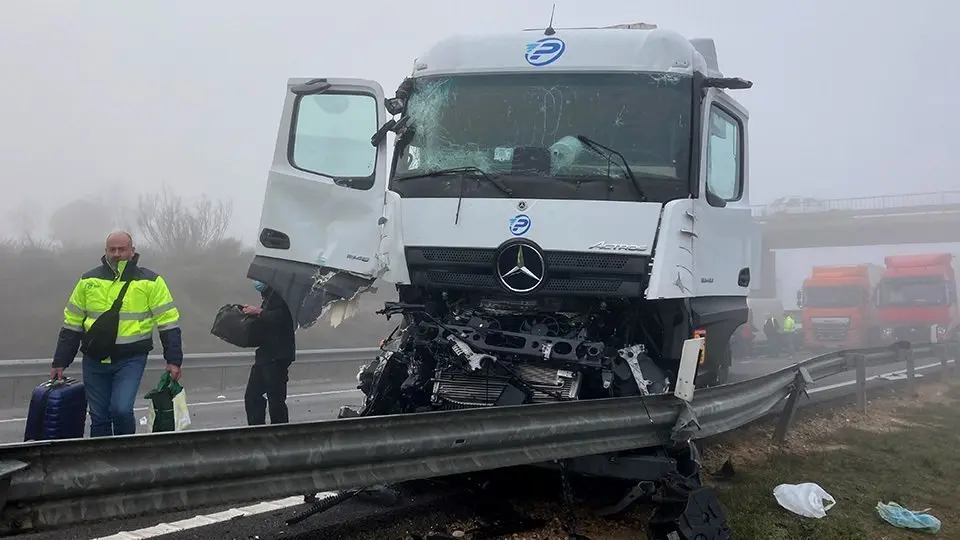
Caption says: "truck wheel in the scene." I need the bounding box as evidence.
[715,363,730,385]
[711,344,732,386]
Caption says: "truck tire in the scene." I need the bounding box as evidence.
[711,343,732,386]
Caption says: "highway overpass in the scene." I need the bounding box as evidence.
[751,190,960,297]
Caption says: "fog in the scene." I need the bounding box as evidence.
[0,0,957,357]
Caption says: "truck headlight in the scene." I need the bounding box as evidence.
[882,327,893,336]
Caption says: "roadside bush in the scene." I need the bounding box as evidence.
[0,189,397,360]
[0,240,397,359]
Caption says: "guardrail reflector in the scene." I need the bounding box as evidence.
[694,329,707,364]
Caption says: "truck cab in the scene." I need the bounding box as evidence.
[796,264,882,350]
[248,22,755,413]
[875,253,959,344]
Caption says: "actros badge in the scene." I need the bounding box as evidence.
[588,241,648,252]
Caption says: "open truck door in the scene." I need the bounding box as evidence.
[248,77,391,329]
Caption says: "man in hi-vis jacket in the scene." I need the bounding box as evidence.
[51,231,183,437]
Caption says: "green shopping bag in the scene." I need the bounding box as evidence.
[144,371,191,433]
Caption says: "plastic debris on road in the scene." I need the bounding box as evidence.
[773,482,836,518]
[876,501,942,533]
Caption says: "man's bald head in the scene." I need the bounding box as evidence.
[105,230,135,265]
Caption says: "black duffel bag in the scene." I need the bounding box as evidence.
[210,303,262,348]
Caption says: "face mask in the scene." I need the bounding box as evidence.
[253,280,267,293]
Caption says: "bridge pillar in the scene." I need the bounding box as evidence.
[752,248,777,298]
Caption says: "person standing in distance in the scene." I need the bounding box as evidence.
[50,231,183,437]
[242,280,296,425]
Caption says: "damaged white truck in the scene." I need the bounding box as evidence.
[248,22,754,417]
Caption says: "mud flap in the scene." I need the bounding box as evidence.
[248,255,379,329]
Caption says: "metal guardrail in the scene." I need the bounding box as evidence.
[750,190,960,217]
[0,347,380,371]
[0,341,954,534]
[0,348,381,409]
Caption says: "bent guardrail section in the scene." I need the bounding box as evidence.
[0,341,954,534]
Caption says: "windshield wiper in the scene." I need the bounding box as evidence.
[394,166,513,197]
[575,135,648,201]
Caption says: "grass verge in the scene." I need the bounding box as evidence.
[702,379,960,539]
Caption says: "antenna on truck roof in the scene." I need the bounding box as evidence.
[543,4,557,35]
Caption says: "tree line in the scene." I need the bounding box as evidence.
[0,187,397,359]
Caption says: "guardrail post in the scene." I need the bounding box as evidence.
[938,343,952,382]
[900,345,917,396]
[952,342,960,377]
[773,367,813,445]
[855,353,867,414]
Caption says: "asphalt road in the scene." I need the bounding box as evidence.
[0,382,364,444]
[1,351,940,540]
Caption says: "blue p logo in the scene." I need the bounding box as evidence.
[509,214,532,236]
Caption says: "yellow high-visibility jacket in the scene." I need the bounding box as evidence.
[783,315,797,332]
[52,253,183,368]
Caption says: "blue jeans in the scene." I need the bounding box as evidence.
[82,354,147,437]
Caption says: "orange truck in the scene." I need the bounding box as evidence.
[874,253,959,344]
[796,264,882,350]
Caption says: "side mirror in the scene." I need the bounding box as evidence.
[370,115,411,146]
[795,289,804,308]
[704,186,727,208]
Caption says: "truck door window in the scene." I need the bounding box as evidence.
[290,92,378,190]
[705,105,742,202]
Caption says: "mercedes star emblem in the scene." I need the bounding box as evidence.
[496,241,546,293]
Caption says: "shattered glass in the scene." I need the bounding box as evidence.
[394,72,692,188]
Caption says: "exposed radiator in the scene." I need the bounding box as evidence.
[432,363,582,407]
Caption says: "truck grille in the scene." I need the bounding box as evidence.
[405,246,649,297]
[416,247,634,270]
[812,320,850,341]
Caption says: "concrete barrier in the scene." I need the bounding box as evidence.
[0,348,379,410]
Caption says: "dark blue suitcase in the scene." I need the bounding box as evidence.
[23,377,87,441]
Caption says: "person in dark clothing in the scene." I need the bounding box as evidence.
[732,321,757,358]
[763,314,781,356]
[242,280,296,425]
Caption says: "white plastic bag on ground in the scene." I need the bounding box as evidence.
[773,482,836,518]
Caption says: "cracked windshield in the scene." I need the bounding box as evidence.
[394,72,692,200]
